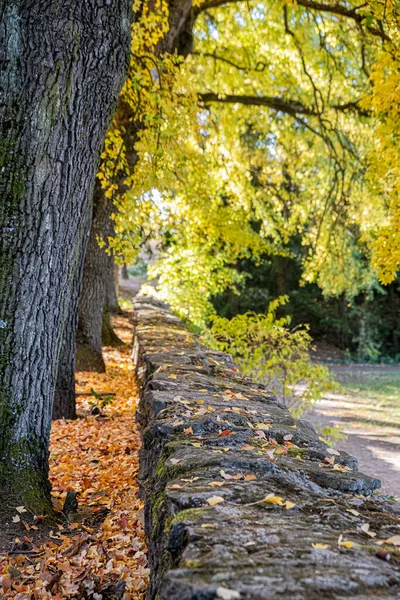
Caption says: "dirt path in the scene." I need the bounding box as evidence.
[119,275,147,300]
[307,365,400,498]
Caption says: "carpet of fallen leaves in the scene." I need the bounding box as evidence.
[0,313,149,599]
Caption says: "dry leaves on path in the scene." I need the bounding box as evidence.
[0,313,148,599]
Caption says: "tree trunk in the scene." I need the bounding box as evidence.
[52,266,82,421]
[0,0,131,512]
[122,263,130,279]
[76,180,124,372]
[106,254,120,313]
[70,0,194,384]
[102,306,125,346]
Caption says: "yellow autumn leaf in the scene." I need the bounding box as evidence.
[207,496,225,506]
[263,495,283,505]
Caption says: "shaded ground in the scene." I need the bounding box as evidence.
[307,366,400,498]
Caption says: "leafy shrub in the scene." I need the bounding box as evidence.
[207,296,336,417]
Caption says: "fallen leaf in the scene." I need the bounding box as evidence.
[312,543,329,549]
[207,496,225,506]
[218,429,232,436]
[244,474,257,481]
[184,427,193,435]
[12,515,21,523]
[170,458,181,465]
[170,484,182,489]
[283,434,293,441]
[360,523,376,538]
[216,587,241,600]
[338,535,355,549]
[346,509,360,517]
[201,524,215,529]
[385,535,400,546]
[263,495,283,505]
[284,501,296,510]
[16,506,28,514]
[209,481,225,487]
[326,448,340,456]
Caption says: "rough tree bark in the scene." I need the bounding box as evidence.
[0,0,131,511]
[52,264,82,421]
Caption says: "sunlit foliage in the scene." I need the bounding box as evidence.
[207,296,336,416]
[100,0,400,325]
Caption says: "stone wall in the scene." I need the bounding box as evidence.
[133,294,400,600]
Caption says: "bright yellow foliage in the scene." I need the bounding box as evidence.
[99,0,400,322]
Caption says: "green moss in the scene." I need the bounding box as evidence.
[165,507,207,533]
[151,489,167,532]
[0,439,55,518]
[182,559,204,569]
[287,446,307,457]
[155,453,185,479]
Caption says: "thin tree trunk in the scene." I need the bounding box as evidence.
[106,254,121,313]
[0,0,131,512]
[122,263,130,279]
[76,180,124,372]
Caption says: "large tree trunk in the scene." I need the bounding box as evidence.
[0,0,131,512]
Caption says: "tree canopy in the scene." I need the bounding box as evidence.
[97,0,400,326]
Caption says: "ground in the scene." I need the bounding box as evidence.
[307,365,400,498]
[0,311,148,599]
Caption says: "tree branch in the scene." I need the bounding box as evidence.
[199,93,370,117]
[194,0,391,41]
